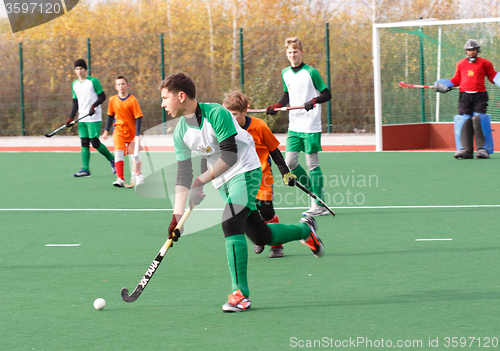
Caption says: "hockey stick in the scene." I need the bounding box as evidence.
[121,206,193,303]
[398,81,435,89]
[295,181,336,217]
[247,105,306,113]
[44,114,91,138]
[125,138,140,188]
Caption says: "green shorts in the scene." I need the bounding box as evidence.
[78,121,102,139]
[286,131,322,154]
[217,168,262,212]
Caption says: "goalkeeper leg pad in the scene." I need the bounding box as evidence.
[454,115,473,152]
[472,114,494,154]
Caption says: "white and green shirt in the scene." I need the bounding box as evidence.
[174,103,261,189]
[71,76,104,122]
[282,64,327,133]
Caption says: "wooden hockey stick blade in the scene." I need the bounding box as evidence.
[124,179,135,188]
[295,181,335,217]
[247,105,306,113]
[120,207,193,302]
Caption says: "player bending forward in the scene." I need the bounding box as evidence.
[103,76,144,187]
[434,39,498,159]
[223,91,297,258]
[161,73,324,312]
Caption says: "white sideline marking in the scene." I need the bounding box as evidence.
[415,239,452,241]
[45,244,81,247]
[1,204,500,211]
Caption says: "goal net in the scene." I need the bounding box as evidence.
[373,18,500,150]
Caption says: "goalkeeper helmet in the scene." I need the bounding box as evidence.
[464,39,480,62]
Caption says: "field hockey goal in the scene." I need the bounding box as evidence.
[373,17,500,151]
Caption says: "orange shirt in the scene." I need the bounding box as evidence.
[107,94,143,139]
[243,116,280,200]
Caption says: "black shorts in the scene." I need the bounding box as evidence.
[458,91,488,115]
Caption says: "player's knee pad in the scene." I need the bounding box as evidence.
[81,137,90,148]
[285,151,299,170]
[305,152,320,170]
[244,210,272,246]
[472,114,494,154]
[222,204,249,238]
[454,115,473,152]
[257,200,275,222]
[90,137,101,149]
[114,149,125,162]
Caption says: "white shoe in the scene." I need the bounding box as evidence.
[135,173,144,185]
[113,178,125,187]
[302,202,330,217]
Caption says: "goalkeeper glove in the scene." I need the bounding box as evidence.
[433,82,451,94]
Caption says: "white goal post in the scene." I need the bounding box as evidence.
[373,17,500,151]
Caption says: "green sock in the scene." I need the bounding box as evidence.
[225,234,249,297]
[267,223,310,246]
[291,164,312,191]
[96,143,114,162]
[310,166,325,204]
[81,147,90,171]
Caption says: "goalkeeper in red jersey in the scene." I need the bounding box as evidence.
[434,39,498,159]
[223,91,296,258]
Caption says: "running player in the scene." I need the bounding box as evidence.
[102,76,144,187]
[223,91,296,258]
[67,59,115,177]
[160,73,324,313]
[267,37,332,216]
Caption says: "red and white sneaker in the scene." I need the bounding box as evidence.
[299,216,324,258]
[222,289,251,313]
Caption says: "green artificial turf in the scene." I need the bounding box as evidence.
[0,151,498,350]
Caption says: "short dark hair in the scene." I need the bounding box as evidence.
[116,75,128,84]
[158,72,196,99]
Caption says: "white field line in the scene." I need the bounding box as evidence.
[45,244,81,247]
[1,204,500,211]
[0,205,500,212]
[415,239,452,241]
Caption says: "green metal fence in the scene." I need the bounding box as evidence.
[0,23,375,136]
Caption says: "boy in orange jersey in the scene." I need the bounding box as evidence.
[102,76,144,187]
[223,91,297,258]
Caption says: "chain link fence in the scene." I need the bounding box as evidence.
[0,22,375,136]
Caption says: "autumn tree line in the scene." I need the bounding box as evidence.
[0,0,486,136]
